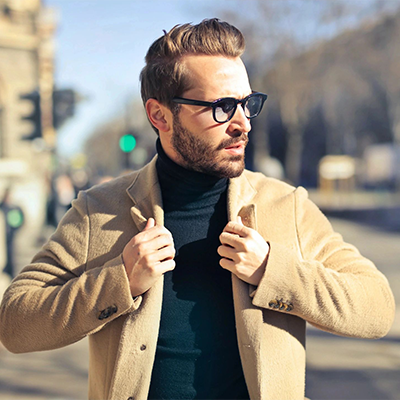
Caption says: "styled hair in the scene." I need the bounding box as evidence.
[140,18,245,132]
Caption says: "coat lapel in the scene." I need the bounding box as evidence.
[126,156,164,229]
[228,173,265,400]
[110,157,166,400]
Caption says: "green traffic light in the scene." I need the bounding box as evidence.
[119,134,136,152]
[7,209,24,228]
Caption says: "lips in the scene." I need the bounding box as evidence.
[224,141,246,155]
[225,142,244,149]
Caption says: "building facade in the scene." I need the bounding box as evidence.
[0,0,56,269]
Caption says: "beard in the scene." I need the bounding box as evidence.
[171,115,248,179]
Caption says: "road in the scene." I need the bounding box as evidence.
[0,217,399,400]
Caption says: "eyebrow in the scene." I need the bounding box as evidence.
[174,92,254,106]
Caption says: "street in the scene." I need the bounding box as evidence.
[0,217,399,400]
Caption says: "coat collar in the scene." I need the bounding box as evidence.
[126,156,163,231]
[126,155,258,230]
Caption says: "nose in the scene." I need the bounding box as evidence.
[227,104,252,135]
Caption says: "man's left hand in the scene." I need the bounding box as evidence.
[218,217,270,286]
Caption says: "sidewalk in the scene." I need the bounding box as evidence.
[0,339,89,400]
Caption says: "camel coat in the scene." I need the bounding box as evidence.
[0,157,395,400]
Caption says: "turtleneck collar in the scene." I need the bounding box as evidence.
[155,139,227,193]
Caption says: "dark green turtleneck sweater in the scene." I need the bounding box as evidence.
[148,141,249,399]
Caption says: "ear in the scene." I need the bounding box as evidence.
[145,99,172,133]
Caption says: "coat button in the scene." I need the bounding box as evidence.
[140,344,147,351]
[268,299,277,308]
[269,299,280,309]
[98,305,118,320]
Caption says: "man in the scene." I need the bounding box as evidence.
[0,19,395,400]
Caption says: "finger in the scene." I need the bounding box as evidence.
[133,224,173,245]
[217,244,236,260]
[134,235,174,260]
[223,221,249,237]
[219,257,234,271]
[144,256,176,275]
[155,244,176,261]
[219,231,244,249]
[147,232,175,251]
[143,217,156,231]
[159,258,176,272]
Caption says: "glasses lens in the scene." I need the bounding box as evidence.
[214,98,236,123]
[245,95,263,118]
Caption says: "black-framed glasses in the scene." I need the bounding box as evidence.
[172,92,268,124]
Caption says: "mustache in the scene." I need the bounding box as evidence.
[217,133,249,150]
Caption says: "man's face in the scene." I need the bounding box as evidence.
[165,55,253,178]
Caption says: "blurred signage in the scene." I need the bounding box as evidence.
[318,155,356,195]
[319,156,356,180]
[363,144,400,185]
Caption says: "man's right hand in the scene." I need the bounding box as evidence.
[122,218,175,298]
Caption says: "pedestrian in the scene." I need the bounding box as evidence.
[0,19,395,400]
[0,187,24,279]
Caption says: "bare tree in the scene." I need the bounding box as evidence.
[203,0,400,183]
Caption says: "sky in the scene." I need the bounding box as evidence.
[45,0,228,157]
[44,0,398,158]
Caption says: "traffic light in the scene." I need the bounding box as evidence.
[119,134,137,153]
[119,133,137,169]
[20,90,42,140]
[6,208,24,229]
[53,89,76,129]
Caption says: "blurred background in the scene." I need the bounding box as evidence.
[0,0,399,399]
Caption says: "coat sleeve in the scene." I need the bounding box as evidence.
[0,191,137,354]
[252,186,395,339]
